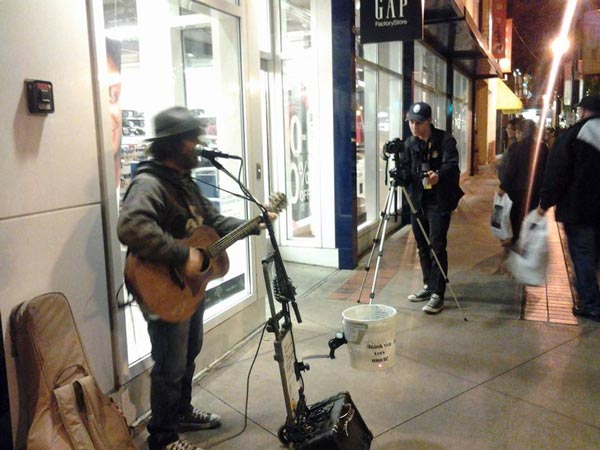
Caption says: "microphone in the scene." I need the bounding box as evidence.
[195,146,242,160]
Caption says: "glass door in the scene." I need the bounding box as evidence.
[102,0,250,371]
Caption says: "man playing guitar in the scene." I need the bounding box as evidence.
[117,106,276,450]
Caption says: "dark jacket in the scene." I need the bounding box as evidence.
[539,116,600,225]
[499,136,549,207]
[117,160,245,268]
[403,125,464,212]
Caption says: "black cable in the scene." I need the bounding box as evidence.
[115,281,138,308]
[513,24,541,64]
[207,322,269,448]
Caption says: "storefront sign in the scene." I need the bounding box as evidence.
[499,19,512,73]
[360,0,424,44]
[491,0,507,59]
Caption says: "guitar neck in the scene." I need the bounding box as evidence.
[205,216,262,259]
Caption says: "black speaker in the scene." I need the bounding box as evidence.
[293,391,372,450]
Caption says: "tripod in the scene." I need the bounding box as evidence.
[357,178,467,321]
[356,180,402,304]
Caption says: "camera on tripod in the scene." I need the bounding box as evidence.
[382,138,411,187]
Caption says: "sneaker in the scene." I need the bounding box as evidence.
[422,294,444,314]
[164,438,204,450]
[178,408,221,430]
[408,286,432,302]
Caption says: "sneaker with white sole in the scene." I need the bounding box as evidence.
[178,408,221,430]
[408,286,432,302]
[422,294,444,314]
[164,438,204,450]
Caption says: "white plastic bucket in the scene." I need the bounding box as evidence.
[342,304,397,371]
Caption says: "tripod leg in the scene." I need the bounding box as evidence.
[356,184,396,303]
[366,186,397,304]
[401,186,468,321]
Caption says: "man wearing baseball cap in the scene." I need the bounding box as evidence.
[537,94,600,322]
[402,102,464,314]
[118,106,274,450]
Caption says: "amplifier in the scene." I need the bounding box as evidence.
[293,391,373,450]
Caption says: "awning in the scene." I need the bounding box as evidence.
[423,0,503,79]
[495,79,523,113]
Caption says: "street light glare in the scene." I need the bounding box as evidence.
[551,37,570,56]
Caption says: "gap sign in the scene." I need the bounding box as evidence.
[360,0,424,44]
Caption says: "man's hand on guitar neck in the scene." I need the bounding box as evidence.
[259,211,279,230]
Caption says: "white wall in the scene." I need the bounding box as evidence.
[0,1,114,446]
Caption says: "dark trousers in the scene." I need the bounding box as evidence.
[564,223,600,314]
[509,189,540,244]
[411,203,452,299]
[146,302,205,450]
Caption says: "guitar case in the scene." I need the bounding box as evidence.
[293,391,372,450]
[9,292,136,450]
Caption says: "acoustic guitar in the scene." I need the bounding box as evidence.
[124,193,287,323]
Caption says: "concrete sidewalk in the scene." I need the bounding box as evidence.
[136,166,600,449]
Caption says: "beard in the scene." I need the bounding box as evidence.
[173,147,199,172]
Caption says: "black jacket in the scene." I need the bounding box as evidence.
[539,116,600,225]
[499,136,548,206]
[402,125,464,212]
[117,160,245,268]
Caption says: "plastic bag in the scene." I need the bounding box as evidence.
[490,192,513,240]
[506,210,548,286]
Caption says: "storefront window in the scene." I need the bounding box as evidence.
[354,3,403,230]
[103,0,249,366]
[378,41,402,73]
[453,70,470,173]
[280,0,317,241]
[414,42,447,129]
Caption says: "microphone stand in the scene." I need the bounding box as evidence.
[205,157,301,323]
[205,157,310,445]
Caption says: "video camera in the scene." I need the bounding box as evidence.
[382,138,412,187]
[381,138,404,160]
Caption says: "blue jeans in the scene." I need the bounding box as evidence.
[146,302,205,450]
[564,223,600,314]
[411,203,452,299]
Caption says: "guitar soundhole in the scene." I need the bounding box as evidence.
[199,249,211,272]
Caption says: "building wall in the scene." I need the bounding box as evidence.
[0,1,114,446]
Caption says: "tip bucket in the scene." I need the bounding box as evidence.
[342,304,397,371]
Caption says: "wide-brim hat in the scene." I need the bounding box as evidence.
[145,106,201,141]
[406,102,432,122]
[575,94,600,112]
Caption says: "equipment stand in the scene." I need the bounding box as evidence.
[356,181,401,304]
[262,251,310,448]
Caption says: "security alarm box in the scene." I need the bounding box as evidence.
[26,79,55,114]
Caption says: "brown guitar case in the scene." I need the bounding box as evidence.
[9,292,136,450]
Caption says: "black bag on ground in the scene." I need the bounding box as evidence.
[294,391,372,450]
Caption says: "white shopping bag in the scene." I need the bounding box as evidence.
[506,210,548,286]
[490,192,513,240]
